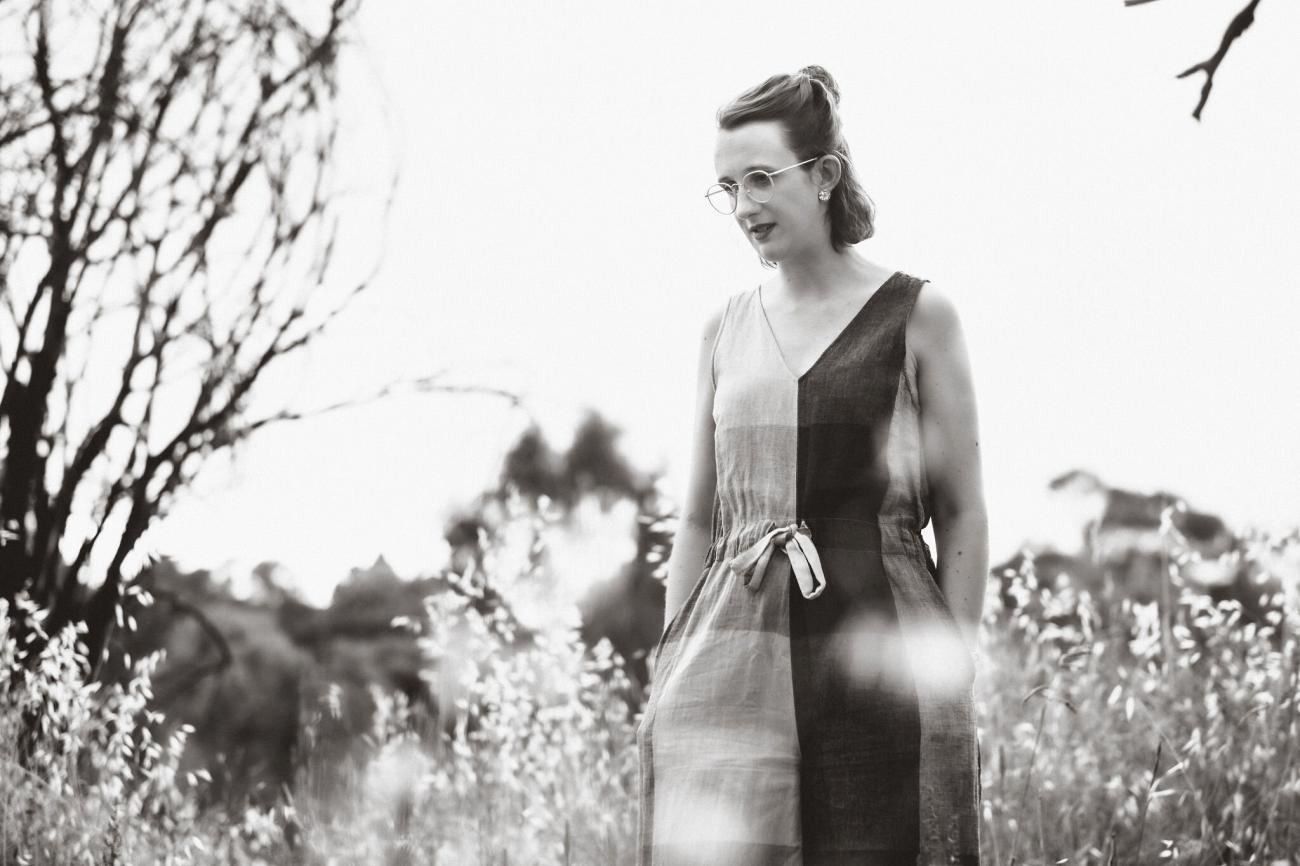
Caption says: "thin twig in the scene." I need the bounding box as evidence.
[1175,0,1264,120]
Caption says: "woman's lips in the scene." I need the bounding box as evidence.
[751,223,775,240]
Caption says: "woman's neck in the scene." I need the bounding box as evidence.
[774,247,877,303]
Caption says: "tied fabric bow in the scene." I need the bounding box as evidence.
[727,520,828,599]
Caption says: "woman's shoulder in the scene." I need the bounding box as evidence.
[909,278,963,331]
[700,285,754,341]
[700,301,726,343]
[906,277,969,369]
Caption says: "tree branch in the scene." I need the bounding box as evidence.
[1144,0,1265,120]
[143,587,233,704]
[2,0,385,670]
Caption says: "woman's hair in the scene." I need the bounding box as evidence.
[716,65,876,257]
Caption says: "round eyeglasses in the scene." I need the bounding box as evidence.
[705,156,821,215]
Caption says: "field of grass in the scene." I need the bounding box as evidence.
[2,504,1297,865]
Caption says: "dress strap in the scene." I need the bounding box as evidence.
[726,520,827,599]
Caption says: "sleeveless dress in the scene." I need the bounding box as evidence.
[635,271,981,866]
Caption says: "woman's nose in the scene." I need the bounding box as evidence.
[734,192,762,220]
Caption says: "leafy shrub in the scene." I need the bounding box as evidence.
[0,592,289,865]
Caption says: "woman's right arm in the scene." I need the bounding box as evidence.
[661,302,725,632]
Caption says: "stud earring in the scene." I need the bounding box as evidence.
[818,189,830,201]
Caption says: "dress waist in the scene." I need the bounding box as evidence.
[711,515,927,600]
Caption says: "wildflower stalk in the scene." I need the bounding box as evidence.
[1131,740,1161,865]
[1103,826,1118,866]
[1008,703,1047,866]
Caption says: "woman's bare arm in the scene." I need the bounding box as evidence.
[662,303,724,632]
[909,281,989,652]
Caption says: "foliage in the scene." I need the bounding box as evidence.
[979,514,1300,864]
[0,591,289,865]
[285,489,641,863]
[2,493,1299,864]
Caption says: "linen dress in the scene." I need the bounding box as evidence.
[635,271,981,866]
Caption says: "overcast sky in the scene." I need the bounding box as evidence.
[146,0,1300,605]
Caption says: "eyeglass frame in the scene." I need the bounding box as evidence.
[704,155,825,214]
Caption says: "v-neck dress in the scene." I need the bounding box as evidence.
[635,270,981,866]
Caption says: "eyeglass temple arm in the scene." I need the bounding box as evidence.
[770,156,819,176]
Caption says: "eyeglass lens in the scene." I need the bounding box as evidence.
[706,170,776,214]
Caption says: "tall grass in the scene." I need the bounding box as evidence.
[978,515,1300,865]
[0,591,291,865]
[286,572,641,864]
[1,496,1297,864]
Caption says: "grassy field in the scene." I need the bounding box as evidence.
[2,508,1297,865]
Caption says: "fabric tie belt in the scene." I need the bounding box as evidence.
[727,520,828,600]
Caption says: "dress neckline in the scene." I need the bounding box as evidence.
[756,270,902,382]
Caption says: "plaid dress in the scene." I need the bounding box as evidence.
[635,271,981,866]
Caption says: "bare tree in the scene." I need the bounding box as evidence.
[0,0,387,666]
[1128,0,1264,120]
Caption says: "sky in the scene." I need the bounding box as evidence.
[145,0,1300,606]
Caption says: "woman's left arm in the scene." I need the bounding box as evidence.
[908,281,989,653]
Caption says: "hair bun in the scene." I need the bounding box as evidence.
[797,65,841,106]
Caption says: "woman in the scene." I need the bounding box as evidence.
[635,65,989,866]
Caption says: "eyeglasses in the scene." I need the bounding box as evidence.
[705,156,821,215]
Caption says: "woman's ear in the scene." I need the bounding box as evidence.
[816,154,844,192]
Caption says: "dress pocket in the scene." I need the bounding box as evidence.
[649,554,715,680]
[906,539,977,688]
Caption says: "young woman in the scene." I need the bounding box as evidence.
[635,65,989,865]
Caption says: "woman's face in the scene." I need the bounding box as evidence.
[712,120,827,263]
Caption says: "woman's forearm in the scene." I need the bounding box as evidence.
[663,520,714,633]
[932,507,989,652]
